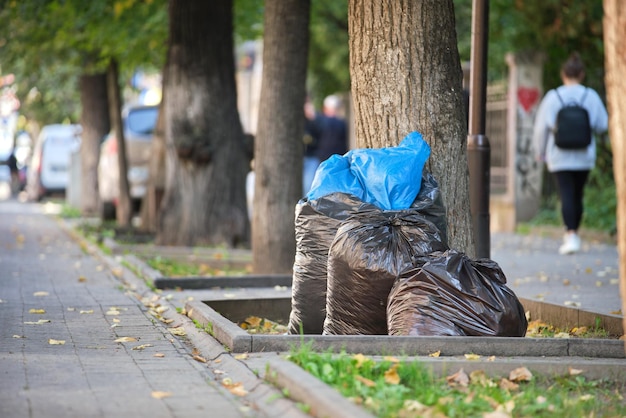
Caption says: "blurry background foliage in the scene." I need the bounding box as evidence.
[1,0,614,233]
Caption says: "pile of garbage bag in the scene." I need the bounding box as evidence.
[287,131,527,337]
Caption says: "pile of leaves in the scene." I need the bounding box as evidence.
[239,316,287,335]
[525,319,613,339]
[287,347,626,417]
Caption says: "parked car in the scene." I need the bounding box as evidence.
[98,103,159,220]
[26,124,81,201]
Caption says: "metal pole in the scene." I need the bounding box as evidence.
[467,0,491,259]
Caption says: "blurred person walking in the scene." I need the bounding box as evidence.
[532,52,608,255]
[315,94,348,164]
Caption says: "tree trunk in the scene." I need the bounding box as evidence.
[156,0,249,247]
[106,58,132,227]
[348,0,474,255]
[602,0,626,350]
[252,0,310,274]
[79,73,109,216]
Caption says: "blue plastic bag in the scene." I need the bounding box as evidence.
[306,131,430,210]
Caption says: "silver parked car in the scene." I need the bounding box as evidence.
[98,103,159,220]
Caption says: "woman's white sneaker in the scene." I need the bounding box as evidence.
[559,233,581,255]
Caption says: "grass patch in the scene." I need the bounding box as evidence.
[144,255,250,277]
[286,345,626,417]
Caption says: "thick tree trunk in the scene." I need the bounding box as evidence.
[106,58,132,227]
[348,0,474,255]
[156,0,249,247]
[602,0,626,350]
[252,0,310,274]
[79,73,109,216]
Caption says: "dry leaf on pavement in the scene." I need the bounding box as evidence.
[28,309,45,314]
[221,378,248,396]
[24,319,51,325]
[48,339,65,345]
[169,327,186,336]
[114,337,137,343]
[151,391,172,399]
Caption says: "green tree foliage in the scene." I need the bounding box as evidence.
[307,0,349,105]
[0,0,167,126]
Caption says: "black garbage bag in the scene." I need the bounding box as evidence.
[410,170,448,246]
[387,250,527,337]
[288,193,379,335]
[323,211,448,335]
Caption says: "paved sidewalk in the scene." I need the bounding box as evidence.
[491,231,622,317]
[0,199,299,418]
[1,196,623,418]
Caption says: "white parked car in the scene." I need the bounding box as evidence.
[98,104,159,220]
[27,124,81,201]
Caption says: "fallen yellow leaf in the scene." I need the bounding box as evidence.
[132,344,153,350]
[114,337,137,343]
[569,367,584,376]
[78,276,87,282]
[29,309,46,314]
[151,391,172,399]
[509,367,532,382]
[402,399,427,413]
[352,353,369,368]
[446,369,469,387]
[428,350,441,358]
[464,353,481,360]
[221,378,248,396]
[106,309,120,316]
[355,375,376,387]
[499,378,519,391]
[234,353,248,360]
[154,353,165,358]
[192,355,207,363]
[24,319,51,325]
[243,316,262,328]
[33,291,49,297]
[80,310,94,314]
[48,339,66,345]
[169,327,186,336]
[384,365,401,385]
[12,335,25,339]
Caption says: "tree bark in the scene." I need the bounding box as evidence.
[252,0,310,274]
[79,73,109,216]
[156,0,249,247]
[602,0,626,351]
[106,58,132,227]
[348,0,474,255]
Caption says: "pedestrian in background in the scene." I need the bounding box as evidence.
[532,52,608,255]
[316,95,348,164]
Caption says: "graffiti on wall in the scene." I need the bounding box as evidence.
[515,86,541,199]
